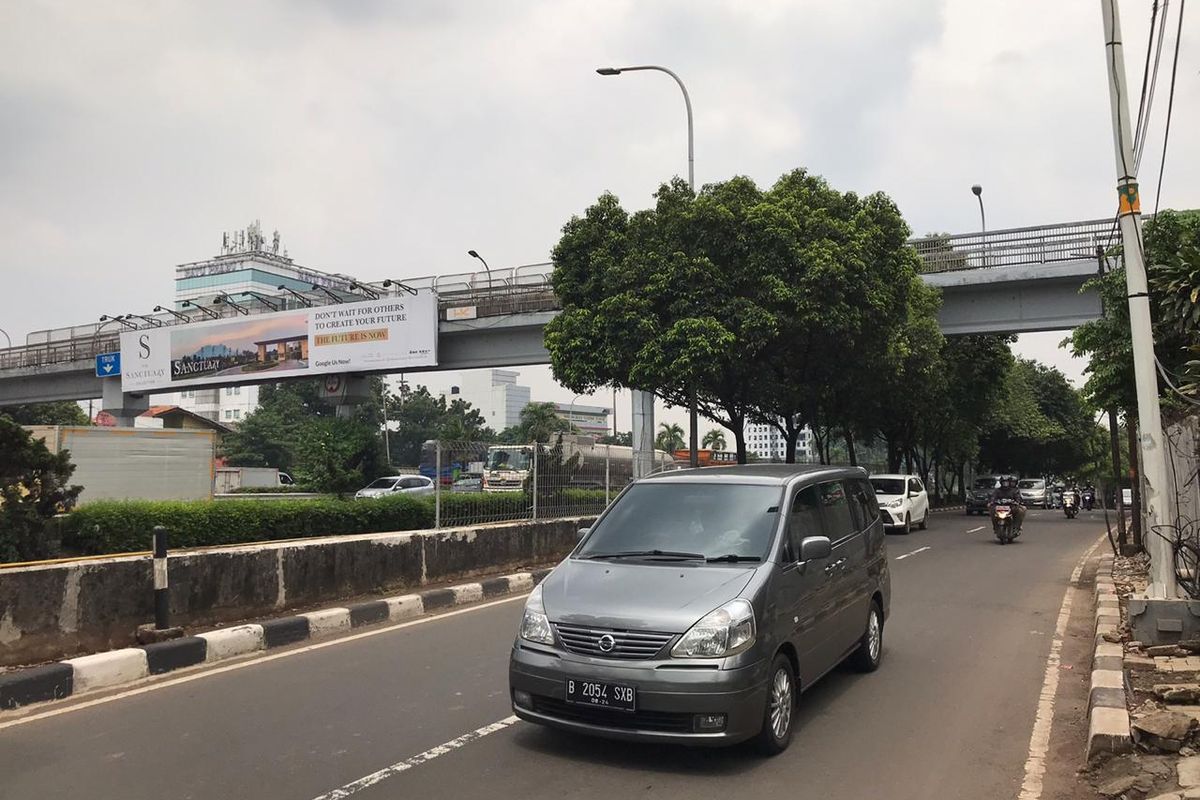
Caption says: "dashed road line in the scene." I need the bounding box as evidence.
[966,526,985,533]
[895,546,931,561]
[310,716,520,799]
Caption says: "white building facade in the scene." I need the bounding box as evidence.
[447,369,532,433]
[744,421,814,462]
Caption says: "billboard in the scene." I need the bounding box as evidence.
[119,292,438,392]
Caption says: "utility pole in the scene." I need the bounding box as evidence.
[1096,245,1128,552]
[1100,0,1174,597]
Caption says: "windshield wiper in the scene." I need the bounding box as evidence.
[583,550,706,561]
[706,554,762,563]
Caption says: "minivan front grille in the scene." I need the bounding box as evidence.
[553,624,674,660]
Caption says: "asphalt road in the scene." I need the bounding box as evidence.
[0,508,1110,800]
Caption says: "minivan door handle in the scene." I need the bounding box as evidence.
[823,557,846,575]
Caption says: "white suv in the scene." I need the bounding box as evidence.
[870,474,930,535]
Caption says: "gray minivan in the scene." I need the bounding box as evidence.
[509,464,890,754]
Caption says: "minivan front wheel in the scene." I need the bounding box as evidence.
[754,654,796,755]
[849,601,884,672]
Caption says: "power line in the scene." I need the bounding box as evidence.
[1154,0,1187,216]
[1134,0,1170,171]
[1133,0,1162,164]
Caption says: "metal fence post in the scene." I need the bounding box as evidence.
[531,444,539,522]
[435,441,442,530]
[153,526,170,630]
[605,449,611,505]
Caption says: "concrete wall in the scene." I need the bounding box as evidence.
[0,517,591,668]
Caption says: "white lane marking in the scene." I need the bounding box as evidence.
[310,716,520,800]
[1017,535,1105,800]
[966,526,985,533]
[0,594,528,732]
[895,546,931,561]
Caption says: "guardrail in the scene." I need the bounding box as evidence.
[0,217,1118,372]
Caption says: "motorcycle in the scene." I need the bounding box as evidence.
[1063,493,1078,519]
[1082,488,1095,511]
[992,503,1017,544]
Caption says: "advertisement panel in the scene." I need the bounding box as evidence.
[119,292,438,392]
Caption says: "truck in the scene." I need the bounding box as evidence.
[480,436,676,493]
[214,467,295,493]
[25,425,217,503]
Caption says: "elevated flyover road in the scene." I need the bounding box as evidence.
[0,509,1106,800]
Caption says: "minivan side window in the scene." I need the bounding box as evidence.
[818,481,856,542]
[856,480,880,525]
[845,480,876,531]
[787,486,823,560]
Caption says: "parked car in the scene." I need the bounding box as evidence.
[509,464,890,755]
[451,477,484,493]
[354,475,435,499]
[966,476,1000,514]
[869,474,929,534]
[1018,478,1052,508]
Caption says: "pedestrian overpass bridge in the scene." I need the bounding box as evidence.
[0,218,1116,408]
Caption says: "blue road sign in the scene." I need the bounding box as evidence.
[95,352,121,378]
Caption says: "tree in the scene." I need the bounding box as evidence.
[1,402,90,426]
[0,416,82,562]
[702,428,727,451]
[598,432,633,446]
[383,387,494,465]
[656,423,685,452]
[293,417,380,498]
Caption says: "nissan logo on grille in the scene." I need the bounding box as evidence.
[597,634,616,653]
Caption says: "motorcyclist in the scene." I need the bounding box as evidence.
[1082,483,1096,510]
[991,476,1027,532]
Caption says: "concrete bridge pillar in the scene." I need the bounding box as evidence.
[100,378,148,427]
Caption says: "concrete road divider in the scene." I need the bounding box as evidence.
[1086,552,1134,760]
[0,568,551,715]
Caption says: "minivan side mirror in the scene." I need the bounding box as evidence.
[799,536,832,562]
[578,527,591,539]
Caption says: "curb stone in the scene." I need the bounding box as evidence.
[1087,551,1135,760]
[0,568,552,714]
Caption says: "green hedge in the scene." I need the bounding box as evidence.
[227,485,321,494]
[64,495,434,556]
[58,489,612,558]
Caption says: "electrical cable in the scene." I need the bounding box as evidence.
[1134,0,1169,171]
[1153,0,1187,217]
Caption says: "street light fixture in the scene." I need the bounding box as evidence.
[349,281,380,300]
[154,305,191,323]
[213,293,250,315]
[971,184,987,266]
[598,63,698,467]
[238,291,283,312]
[125,313,165,328]
[467,250,493,290]
[181,300,220,320]
[0,327,11,349]
[381,279,419,297]
[310,284,345,304]
[99,314,138,330]
[276,285,314,307]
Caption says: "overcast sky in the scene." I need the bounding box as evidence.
[1,1,1195,436]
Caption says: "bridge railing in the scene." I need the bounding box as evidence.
[911,217,1120,273]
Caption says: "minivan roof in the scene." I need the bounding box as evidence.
[641,463,864,486]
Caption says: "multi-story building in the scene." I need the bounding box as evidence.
[446,369,532,433]
[553,402,611,438]
[169,222,363,424]
[744,421,813,462]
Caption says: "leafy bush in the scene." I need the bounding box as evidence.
[64,495,433,556]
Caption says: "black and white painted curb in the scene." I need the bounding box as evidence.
[930,505,965,514]
[0,568,551,713]
[1086,551,1133,760]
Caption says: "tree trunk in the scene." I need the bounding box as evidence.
[885,436,900,473]
[733,425,747,465]
[933,459,942,505]
[904,448,913,476]
[1108,408,1129,552]
[1127,422,1143,549]
[844,427,857,467]
[784,417,802,464]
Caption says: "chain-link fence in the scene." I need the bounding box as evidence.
[427,437,661,528]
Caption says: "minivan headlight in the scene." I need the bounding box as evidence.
[518,584,554,645]
[885,499,903,508]
[672,599,755,658]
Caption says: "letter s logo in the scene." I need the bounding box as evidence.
[138,334,151,359]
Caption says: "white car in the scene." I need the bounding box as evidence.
[355,475,435,499]
[869,474,930,535]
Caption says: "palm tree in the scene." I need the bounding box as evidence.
[518,402,573,443]
[702,428,727,451]
[656,422,686,452]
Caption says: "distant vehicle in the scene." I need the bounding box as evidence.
[482,437,674,493]
[966,475,1000,515]
[355,475,434,499]
[1018,478,1051,508]
[672,449,738,467]
[215,467,294,493]
[509,464,889,755]
[870,474,929,535]
[451,477,483,493]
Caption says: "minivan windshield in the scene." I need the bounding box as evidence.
[973,477,997,490]
[365,477,400,489]
[870,478,905,496]
[1018,479,1044,490]
[577,483,782,562]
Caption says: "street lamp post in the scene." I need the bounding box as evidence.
[971,184,987,266]
[0,327,11,349]
[467,250,492,292]
[597,64,699,469]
